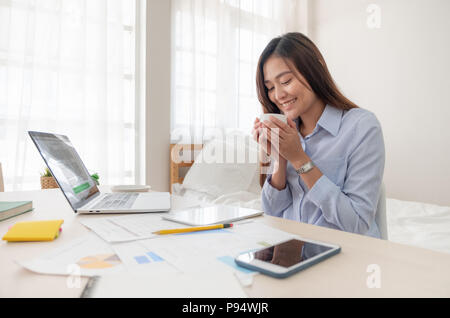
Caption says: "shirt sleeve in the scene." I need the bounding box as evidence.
[261,174,293,217]
[306,112,385,235]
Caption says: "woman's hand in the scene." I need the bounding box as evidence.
[253,117,283,163]
[261,116,308,165]
[254,116,288,190]
[252,117,262,143]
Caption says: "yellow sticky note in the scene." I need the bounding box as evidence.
[2,220,64,242]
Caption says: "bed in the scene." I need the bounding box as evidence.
[170,134,450,255]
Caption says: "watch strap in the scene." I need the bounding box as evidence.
[295,161,315,174]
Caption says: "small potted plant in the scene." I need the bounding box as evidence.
[40,168,59,189]
[91,173,100,185]
[40,168,100,189]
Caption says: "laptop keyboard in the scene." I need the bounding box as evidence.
[91,193,138,209]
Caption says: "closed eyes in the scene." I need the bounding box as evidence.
[266,78,292,92]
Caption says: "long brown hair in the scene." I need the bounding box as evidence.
[256,32,358,187]
[256,32,358,114]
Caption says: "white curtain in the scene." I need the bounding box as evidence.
[0,0,137,190]
[170,0,302,143]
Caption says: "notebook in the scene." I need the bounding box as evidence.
[162,205,263,226]
[2,219,64,242]
[0,201,33,222]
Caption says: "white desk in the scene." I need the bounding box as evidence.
[1,189,450,298]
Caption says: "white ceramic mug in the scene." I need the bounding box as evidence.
[260,113,287,124]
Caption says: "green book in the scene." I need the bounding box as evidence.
[0,201,33,222]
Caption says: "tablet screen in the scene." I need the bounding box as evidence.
[253,239,334,268]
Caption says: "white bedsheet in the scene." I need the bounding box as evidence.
[386,198,450,254]
[173,184,450,254]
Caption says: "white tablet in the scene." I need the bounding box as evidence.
[162,205,263,226]
[235,238,341,278]
[111,185,151,192]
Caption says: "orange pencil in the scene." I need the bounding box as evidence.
[153,223,233,235]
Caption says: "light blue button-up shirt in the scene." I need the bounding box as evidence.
[261,105,385,238]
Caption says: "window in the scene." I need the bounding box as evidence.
[171,0,296,143]
[0,0,139,190]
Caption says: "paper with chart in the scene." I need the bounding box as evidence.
[17,218,298,295]
[79,196,202,243]
[17,232,126,277]
[112,221,299,275]
[111,238,180,275]
[79,213,192,243]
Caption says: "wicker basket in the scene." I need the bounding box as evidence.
[40,176,59,189]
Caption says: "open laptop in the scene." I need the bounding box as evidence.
[29,131,170,214]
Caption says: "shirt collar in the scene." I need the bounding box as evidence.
[316,104,342,137]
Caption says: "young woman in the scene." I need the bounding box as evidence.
[252,32,385,238]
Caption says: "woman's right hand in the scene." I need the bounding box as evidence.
[253,117,287,190]
[253,117,276,159]
[252,117,262,142]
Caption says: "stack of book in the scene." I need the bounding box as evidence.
[0,201,33,222]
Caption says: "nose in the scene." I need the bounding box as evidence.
[274,85,287,102]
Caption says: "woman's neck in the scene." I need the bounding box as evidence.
[299,100,326,137]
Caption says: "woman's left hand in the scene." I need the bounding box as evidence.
[261,116,308,165]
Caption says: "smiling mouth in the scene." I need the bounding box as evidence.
[280,98,297,109]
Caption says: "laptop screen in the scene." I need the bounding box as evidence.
[29,131,100,211]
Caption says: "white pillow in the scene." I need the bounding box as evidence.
[247,168,262,195]
[182,133,260,198]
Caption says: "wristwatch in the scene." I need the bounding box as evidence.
[295,161,315,175]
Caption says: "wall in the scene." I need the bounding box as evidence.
[308,0,450,205]
[142,0,450,204]
[145,0,171,192]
